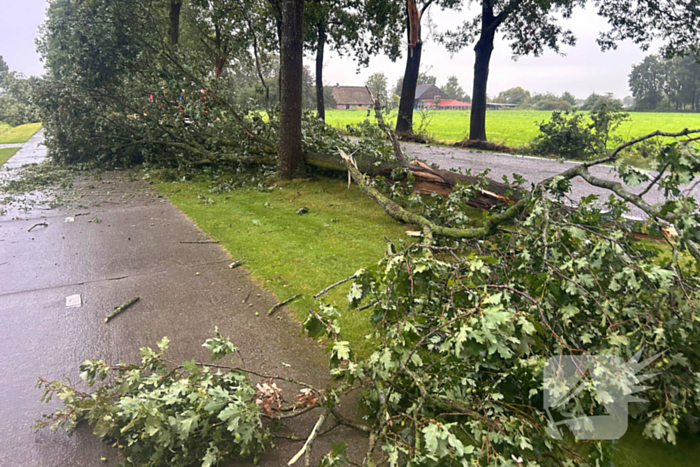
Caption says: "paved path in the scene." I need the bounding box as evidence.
[1,130,47,168]
[403,143,700,219]
[0,135,364,465]
[0,143,24,149]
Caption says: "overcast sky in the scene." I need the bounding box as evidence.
[0,1,658,100]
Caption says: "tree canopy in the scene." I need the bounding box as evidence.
[441,75,469,101]
[630,53,700,112]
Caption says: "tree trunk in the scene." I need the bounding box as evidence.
[469,27,496,141]
[302,152,519,209]
[316,22,326,122]
[279,0,305,179]
[168,1,182,47]
[396,1,422,135]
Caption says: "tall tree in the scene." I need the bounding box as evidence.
[628,55,666,110]
[395,0,436,135]
[0,55,8,74]
[365,72,388,105]
[441,75,466,101]
[278,0,305,179]
[442,0,581,141]
[443,0,700,141]
[305,0,402,121]
[561,91,577,106]
[495,86,530,105]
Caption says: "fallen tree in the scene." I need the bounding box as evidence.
[37,129,700,466]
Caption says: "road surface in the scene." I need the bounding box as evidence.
[403,143,698,220]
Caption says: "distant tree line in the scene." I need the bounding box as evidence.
[629,53,700,112]
[494,87,623,112]
[0,55,41,126]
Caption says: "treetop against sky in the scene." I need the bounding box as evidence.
[0,0,662,100]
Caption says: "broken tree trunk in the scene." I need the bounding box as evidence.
[302,151,519,209]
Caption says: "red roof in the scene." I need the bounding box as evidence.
[437,99,471,107]
[422,99,471,107]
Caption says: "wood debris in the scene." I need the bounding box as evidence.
[105,297,140,323]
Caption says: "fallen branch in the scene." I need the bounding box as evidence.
[287,413,325,466]
[229,258,246,269]
[180,240,221,244]
[313,275,356,299]
[338,149,528,240]
[28,222,48,232]
[105,297,140,323]
[339,128,700,262]
[267,294,302,316]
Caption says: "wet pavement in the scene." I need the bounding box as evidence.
[404,143,700,220]
[0,135,365,466]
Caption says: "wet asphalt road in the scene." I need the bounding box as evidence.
[0,135,364,466]
[403,143,700,220]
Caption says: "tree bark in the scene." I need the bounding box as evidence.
[168,1,183,47]
[303,151,519,209]
[469,2,498,142]
[469,27,496,140]
[316,22,326,122]
[279,0,305,179]
[396,1,423,135]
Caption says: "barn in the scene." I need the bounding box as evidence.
[331,86,375,109]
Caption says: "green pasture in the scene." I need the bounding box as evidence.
[325,109,700,147]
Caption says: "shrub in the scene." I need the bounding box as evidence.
[529,105,629,160]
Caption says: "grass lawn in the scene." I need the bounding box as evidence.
[0,122,43,144]
[0,147,20,167]
[156,176,412,356]
[0,122,11,136]
[325,109,700,147]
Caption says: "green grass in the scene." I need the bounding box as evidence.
[611,422,700,467]
[0,122,11,136]
[0,122,42,144]
[155,176,411,356]
[0,147,20,167]
[325,109,700,147]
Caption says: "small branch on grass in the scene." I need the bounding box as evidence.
[287,413,326,466]
[229,258,246,269]
[105,297,140,323]
[28,222,48,232]
[180,240,220,244]
[314,275,356,299]
[268,294,302,316]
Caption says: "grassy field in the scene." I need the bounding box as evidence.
[156,176,411,357]
[0,147,21,167]
[0,122,43,144]
[0,122,11,136]
[325,109,700,147]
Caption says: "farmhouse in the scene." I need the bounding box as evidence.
[414,84,451,109]
[331,86,375,109]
